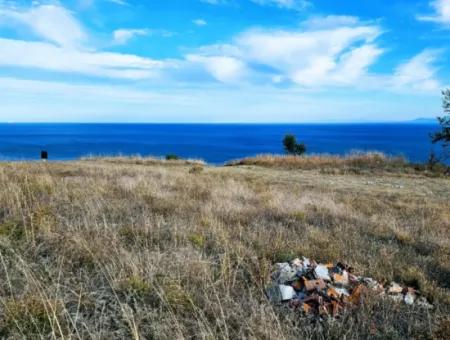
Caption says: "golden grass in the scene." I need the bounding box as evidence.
[226,151,448,175]
[81,155,206,166]
[0,158,448,339]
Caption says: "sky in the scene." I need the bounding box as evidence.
[0,0,449,122]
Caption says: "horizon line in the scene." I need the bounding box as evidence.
[0,120,439,125]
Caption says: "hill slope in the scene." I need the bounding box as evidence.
[0,158,449,339]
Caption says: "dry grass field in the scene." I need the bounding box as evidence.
[0,155,449,339]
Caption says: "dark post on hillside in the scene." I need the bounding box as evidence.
[41,150,48,160]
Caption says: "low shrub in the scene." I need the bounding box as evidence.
[165,154,179,161]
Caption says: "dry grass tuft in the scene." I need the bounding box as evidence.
[81,155,206,166]
[0,158,448,339]
[227,151,449,176]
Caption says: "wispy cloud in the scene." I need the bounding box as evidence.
[0,5,86,47]
[78,0,130,8]
[113,28,150,44]
[193,19,208,26]
[250,0,311,10]
[200,0,310,10]
[0,38,168,79]
[0,4,171,79]
[187,18,384,88]
[200,0,227,4]
[112,28,173,45]
[186,55,247,83]
[182,16,442,93]
[301,15,361,29]
[417,0,450,27]
[391,50,441,92]
[107,0,130,6]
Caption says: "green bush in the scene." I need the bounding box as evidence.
[165,154,179,160]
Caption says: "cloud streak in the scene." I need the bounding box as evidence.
[0,4,86,47]
[193,19,208,26]
[417,0,450,26]
[391,50,441,92]
[250,0,311,10]
[113,29,150,45]
[0,38,168,80]
[0,4,172,79]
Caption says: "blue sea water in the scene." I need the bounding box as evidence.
[0,123,442,164]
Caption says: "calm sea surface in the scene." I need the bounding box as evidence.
[0,123,441,164]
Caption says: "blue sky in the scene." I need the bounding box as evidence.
[0,0,449,122]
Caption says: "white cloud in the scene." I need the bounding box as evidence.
[193,19,207,26]
[186,55,247,83]
[418,0,450,26]
[182,18,441,93]
[113,28,149,45]
[190,20,383,87]
[333,45,383,83]
[250,0,311,10]
[200,0,227,4]
[0,5,86,47]
[391,50,441,92]
[0,38,168,79]
[200,0,310,10]
[301,15,361,29]
[292,44,383,86]
[0,4,174,79]
[77,0,130,8]
[107,0,130,6]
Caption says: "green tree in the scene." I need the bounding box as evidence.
[283,134,306,155]
[432,89,450,149]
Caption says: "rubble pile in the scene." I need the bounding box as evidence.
[266,257,432,317]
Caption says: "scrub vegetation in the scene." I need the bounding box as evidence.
[0,154,448,339]
[227,151,449,175]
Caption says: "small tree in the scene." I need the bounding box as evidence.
[432,89,450,150]
[283,134,306,156]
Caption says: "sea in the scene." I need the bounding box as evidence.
[0,123,443,164]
